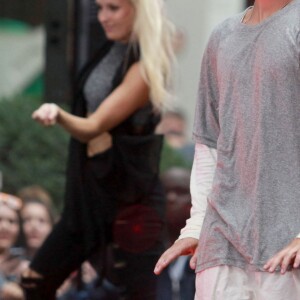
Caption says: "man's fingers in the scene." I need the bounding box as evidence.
[264,252,284,273]
[264,240,300,273]
[294,252,300,268]
[280,248,299,273]
[280,251,296,274]
[154,238,199,275]
[153,259,167,275]
[190,246,198,270]
[154,248,181,275]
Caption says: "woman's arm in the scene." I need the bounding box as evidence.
[32,62,149,143]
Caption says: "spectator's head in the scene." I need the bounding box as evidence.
[0,193,22,255]
[17,186,55,258]
[21,201,53,257]
[161,168,191,244]
[17,185,52,208]
[156,111,187,149]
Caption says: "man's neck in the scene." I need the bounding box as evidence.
[252,0,292,21]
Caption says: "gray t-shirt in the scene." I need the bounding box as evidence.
[193,0,300,272]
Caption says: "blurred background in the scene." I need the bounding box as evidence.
[0,0,254,210]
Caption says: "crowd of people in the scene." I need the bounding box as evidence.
[0,161,194,300]
[0,186,54,300]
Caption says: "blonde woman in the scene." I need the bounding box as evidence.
[22,0,175,299]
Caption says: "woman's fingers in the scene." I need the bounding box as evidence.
[32,103,59,126]
[47,103,59,124]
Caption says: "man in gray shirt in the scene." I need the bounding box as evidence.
[155,0,300,299]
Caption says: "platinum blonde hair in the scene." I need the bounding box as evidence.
[129,0,176,111]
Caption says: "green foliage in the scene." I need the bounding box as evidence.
[0,96,69,210]
[160,142,191,173]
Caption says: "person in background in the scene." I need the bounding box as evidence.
[57,260,121,300]
[156,110,194,165]
[18,185,118,299]
[21,0,176,299]
[17,185,53,210]
[155,0,300,299]
[156,167,195,300]
[57,261,99,300]
[0,192,28,300]
[18,186,55,261]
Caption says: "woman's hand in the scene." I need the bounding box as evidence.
[154,237,198,275]
[31,62,149,143]
[264,238,300,274]
[0,282,25,300]
[32,103,60,126]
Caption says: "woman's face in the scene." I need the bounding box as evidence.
[96,0,135,43]
[0,206,20,253]
[21,203,52,250]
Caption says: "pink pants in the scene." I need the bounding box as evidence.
[195,265,300,300]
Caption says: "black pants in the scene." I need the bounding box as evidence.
[28,155,164,300]
[29,217,160,300]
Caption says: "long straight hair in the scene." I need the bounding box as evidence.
[129,0,176,111]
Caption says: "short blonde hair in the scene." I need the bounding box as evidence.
[129,0,176,111]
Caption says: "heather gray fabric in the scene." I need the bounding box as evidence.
[193,0,300,273]
[83,42,128,113]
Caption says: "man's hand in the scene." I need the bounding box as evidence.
[264,238,300,274]
[154,237,198,275]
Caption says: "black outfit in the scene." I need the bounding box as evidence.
[25,42,165,300]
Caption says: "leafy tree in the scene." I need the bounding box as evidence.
[0,96,69,210]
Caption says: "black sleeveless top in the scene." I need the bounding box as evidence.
[62,42,165,255]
